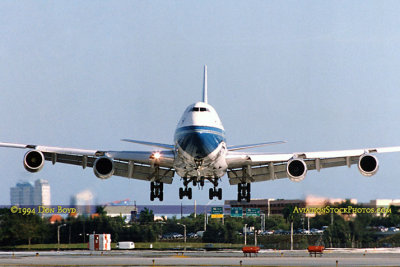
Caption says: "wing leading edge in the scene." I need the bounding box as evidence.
[0,142,175,184]
[226,146,400,185]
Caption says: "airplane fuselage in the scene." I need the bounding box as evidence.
[173,102,228,180]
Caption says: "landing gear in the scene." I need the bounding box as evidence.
[237,182,250,202]
[209,187,222,200]
[208,178,222,200]
[179,178,192,200]
[179,187,192,199]
[150,181,164,201]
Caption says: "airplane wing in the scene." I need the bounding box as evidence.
[226,146,400,185]
[0,142,175,184]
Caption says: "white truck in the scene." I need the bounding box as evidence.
[117,241,135,249]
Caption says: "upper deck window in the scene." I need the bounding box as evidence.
[191,107,209,112]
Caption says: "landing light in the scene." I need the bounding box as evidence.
[153,152,161,160]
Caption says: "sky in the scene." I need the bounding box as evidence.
[1,1,400,206]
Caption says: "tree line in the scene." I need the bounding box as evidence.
[0,202,399,248]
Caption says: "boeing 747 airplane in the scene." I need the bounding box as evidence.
[2,66,400,202]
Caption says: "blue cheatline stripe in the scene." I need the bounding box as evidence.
[174,126,226,159]
[176,126,225,135]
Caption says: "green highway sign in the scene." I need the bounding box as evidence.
[211,207,224,218]
[246,208,260,217]
[230,207,243,217]
[211,207,223,214]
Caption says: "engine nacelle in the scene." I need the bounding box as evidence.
[24,150,45,173]
[93,156,114,179]
[358,154,379,177]
[287,158,307,182]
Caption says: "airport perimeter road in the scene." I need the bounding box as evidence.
[1,248,400,266]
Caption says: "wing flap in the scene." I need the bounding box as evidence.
[227,156,360,185]
[42,152,174,184]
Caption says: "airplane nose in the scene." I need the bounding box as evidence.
[179,131,220,159]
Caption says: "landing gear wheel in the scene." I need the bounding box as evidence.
[179,187,183,199]
[179,182,193,200]
[188,187,192,199]
[209,188,213,200]
[200,179,205,187]
[150,181,164,201]
[218,188,222,200]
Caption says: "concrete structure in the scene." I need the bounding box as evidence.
[104,205,138,221]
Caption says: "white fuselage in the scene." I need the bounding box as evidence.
[173,102,228,179]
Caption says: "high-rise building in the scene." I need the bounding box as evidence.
[70,190,94,215]
[33,179,51,206]
[10,179,51,206]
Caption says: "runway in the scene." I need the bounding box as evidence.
[0,248,400,266]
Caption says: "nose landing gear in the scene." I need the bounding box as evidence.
[179,178,193,199]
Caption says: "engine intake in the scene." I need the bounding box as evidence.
[287,158,307,182]
[93,156,114,179]
[24,150,45,173]
[358,154,379,177]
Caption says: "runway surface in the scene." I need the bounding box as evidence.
[0,248,400,266]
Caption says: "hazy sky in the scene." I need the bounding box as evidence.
[1,1,400,206]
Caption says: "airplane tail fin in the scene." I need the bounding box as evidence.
[203,65,208,103]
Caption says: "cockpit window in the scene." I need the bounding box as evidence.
[191,107,209,112]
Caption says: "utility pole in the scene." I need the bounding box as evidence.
[177,223,186,251]
[57,224,66,251]
[290,221,293,250]
[244,224,247,246]
[204,211,207,231]
[194,200,197,218]
[261,214,265,232]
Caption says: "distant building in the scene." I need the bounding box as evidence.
[369,199,400,216]
[70,190,94,215]
[104,205,138,221]
[10,179,51,206]
[33,179,51,206]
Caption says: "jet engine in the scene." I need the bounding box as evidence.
[24,150,45,173]
[93,156,114,179]
[287,158,307,182]
[358,154,379,177]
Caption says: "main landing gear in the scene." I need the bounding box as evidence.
[237,182,251,202]
[209,178,222,200]
[150,181,164,201]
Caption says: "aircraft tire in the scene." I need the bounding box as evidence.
[179,188,183,199]
[188,188,192,199]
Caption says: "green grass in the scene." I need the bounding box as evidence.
[0,242,244,251]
